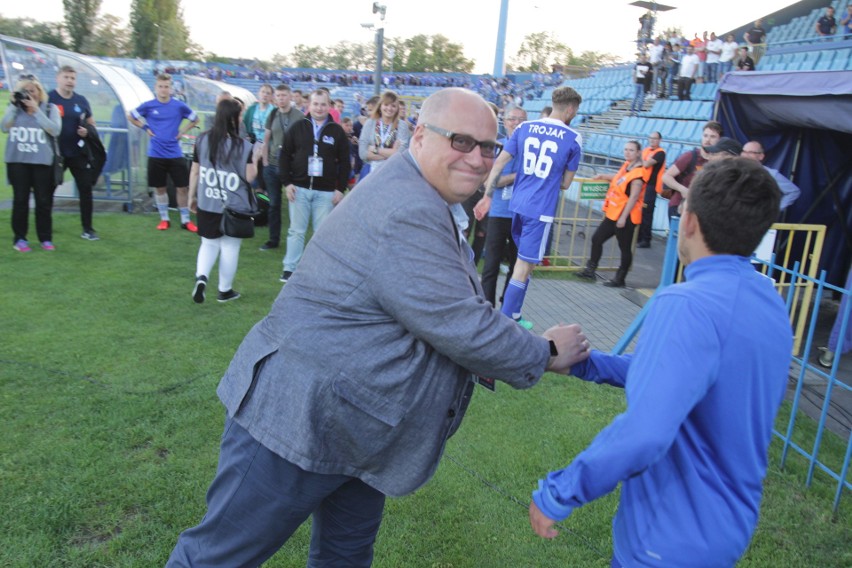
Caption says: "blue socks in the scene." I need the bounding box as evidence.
[501,278,529,321]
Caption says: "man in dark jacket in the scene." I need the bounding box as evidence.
[278,89,351,282]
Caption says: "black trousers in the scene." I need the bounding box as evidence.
[637,187,657,244]
[480,216,517,307]
[8,162,54,244]
[590,217,635,272]
[64,153,95,232]
[677,77,693,100]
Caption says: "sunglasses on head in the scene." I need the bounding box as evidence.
[423,124,502,159]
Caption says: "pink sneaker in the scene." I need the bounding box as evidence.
[41,241,56,251]
[13,240,31,252]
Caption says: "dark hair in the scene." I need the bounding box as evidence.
[626,140,641,151]
[687,158,781,256]
[275,83,291,92]
[206,98,244,167]
[703,121,723,136]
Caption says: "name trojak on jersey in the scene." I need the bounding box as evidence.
[528,124,566,139]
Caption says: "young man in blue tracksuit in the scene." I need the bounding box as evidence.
[530,158,792,567]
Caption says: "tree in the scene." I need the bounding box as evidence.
[511,31,572,73]
[63,0,102,52]
[393,34,473,73]
[0,16,67,49]
[290,44,326,69]
[85,14,131,57]
[129,0,194,59]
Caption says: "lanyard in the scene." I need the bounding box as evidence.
[311,117,326,155]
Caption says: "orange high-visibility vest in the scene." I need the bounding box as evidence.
[603,161,646,224]
[642,146,667,195]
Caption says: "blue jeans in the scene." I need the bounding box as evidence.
[630,83,645,113]
[719,60,733,77]
[706,62,719,83]
[167,418,385,567]
[283,186,335,272]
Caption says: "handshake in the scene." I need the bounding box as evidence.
[541,323,591,374]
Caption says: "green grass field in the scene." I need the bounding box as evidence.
[0,209,850,567]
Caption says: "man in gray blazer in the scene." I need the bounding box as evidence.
[167,88,590,567]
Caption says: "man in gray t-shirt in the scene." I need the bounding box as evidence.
[260,84,304,251]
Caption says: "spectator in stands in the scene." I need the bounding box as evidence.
[661,121,722,217]
[816,6,837,38]
[741,141,801,211]
[475,86,583,329]
[649,38,665,95]
[719,34,739,77]
[662,43,681,99]
[842,5,852,39]
[677,46,700,100]
[358,90,411,177]
[540,106,552,118]
[188,99,260,304]
[480,104,526,307]
[744,19,767,63]
[259,84,304,251]
[637,132,666,248]
[128,73,200,232]
[278,89,350,283]
[3,75,61,252]
[705,33,723,83]
[630,54,651,116]
[577,140,646,287]
[334,98,346,117]
[737,47,756,71]
[530,158,791,568]
[691,33,707,84]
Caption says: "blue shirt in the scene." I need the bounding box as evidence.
[533,255,792,567]
[47,90,92,158]
[490,136,516,219]
[131,98,197,158]
[504,117,582,219]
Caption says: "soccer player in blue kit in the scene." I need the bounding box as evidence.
[476,87,583,329]
[128,73,200,231]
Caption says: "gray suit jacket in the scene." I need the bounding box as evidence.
[217,151,551,496]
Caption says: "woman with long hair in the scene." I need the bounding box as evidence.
[358,90,411,177]
[188,98,259,303]
[2,76,61,252]
[577,140,647,287]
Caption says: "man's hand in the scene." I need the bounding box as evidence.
[529,501,558,539]
[285,184,297,202]
[473,195,491,221]
[76,126,88,138]
[542,323,590,374]
[332,189,343,205]
[189,196,197,214]
[616,218,626,229]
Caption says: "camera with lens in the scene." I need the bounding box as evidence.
[12,91,30,109]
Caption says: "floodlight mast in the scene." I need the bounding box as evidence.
[370,3,387,96]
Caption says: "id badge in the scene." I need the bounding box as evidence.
[308,156,323,177]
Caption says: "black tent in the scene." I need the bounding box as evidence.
[716,69,852,285]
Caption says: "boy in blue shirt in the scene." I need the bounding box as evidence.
[476,87,583,329]
[530,158,792,567]
[128,73,199,231]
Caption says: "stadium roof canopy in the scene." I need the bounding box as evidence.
[628,1,677,11]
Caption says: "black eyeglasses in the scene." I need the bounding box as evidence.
[423,124,502,159]
[18,74,36,81]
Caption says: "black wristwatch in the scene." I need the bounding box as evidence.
[548,340,558,357]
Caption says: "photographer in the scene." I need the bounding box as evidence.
[2,76,61,252]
